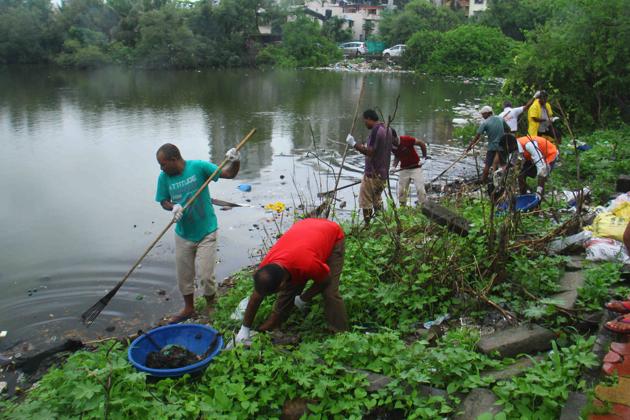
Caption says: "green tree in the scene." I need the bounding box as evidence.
[407,25,516,77]
[362,19,375,40]
[135,5,201,68]
[379,0,464,46]
[321,16,352,43]
[480,0,556,41]
[0,0,60,63]
[506,0,630,127]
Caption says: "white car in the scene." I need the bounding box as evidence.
[382,44,406,59]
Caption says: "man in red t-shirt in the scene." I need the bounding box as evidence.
[232,218,348,345]
[391,133,428,206]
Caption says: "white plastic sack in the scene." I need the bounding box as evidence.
[230,297,250,321]
[548,230,593,254]
[605,192,630,212]
[562,188,591,207]
[585,237,630,264]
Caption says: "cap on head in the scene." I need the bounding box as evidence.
[539,90,548,99]
[480,105,493,115]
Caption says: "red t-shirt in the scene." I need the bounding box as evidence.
[259,218,344,285]
[393,135,420,169]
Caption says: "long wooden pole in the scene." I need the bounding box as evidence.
[326,78,366,217]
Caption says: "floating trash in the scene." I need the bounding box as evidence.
[238,184,252,192]
[264,202,286,213]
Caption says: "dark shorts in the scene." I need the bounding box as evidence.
[485,150,507,168]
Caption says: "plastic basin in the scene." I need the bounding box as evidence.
[497,193,540,212]
[128,324,223,378]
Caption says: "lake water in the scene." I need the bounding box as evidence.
[0,66,497,353]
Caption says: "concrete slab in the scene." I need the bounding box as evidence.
[481,355,545,381]
[453,388,502,420]
[565,256,585,272]
[560,392,588,420]
[421,201,471,237]
[552,271,586,310]
[477,324,555,358]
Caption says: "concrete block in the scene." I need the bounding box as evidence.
[477,324,555,358]
[565,256,584,272]
[559,392,588,420]
[481,355,545,381]
[453,388,502,420]
[421,200,471,236]
[552,271,586,310]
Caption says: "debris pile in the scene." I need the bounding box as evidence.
[145,344,201,369]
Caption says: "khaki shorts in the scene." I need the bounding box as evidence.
[174,230,217,297]
[359,176,386,210]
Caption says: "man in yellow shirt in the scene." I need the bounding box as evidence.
[527,91,554,139]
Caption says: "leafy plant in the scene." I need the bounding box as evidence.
[576,262,623,311]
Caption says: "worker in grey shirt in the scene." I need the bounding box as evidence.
[467,106,512,183]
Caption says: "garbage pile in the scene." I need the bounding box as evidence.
[145,344,201,369]
[549,191,630,263]
[314,59,412,74]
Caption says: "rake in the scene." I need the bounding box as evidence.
[81,128,257,326]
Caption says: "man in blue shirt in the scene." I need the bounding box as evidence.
[155,143,240,323]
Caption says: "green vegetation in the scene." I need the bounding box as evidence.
[257,17,342,68]
[549,127,630,203]
[406,25,516,77]
[3,187,608,417]
[0,0,285,68]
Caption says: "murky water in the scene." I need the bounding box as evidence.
[0,66,497,353]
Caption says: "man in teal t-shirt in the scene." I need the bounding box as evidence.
[155,143,241,323]
[468,105,512,183]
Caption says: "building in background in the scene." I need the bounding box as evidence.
[468,0,487,16]
[304,0,393,41]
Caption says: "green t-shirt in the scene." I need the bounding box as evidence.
[477,115,507,151]
[155,160,221,242]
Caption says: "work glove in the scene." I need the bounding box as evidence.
[172,204,184,222]
[294,295,309,314]
[227,325,250,349]
[536,186,544,201]
[492,167,505,188]
[226,148,240,162]
[346,134,356,148]
[539,166,549,178]
[534,90,541,98]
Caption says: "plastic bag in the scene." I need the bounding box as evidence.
[612,202,630,220]
[605,192,630,212]
[548,230,592,253]
[230,297,250,321]
[587,212,630,241]
[585,237,630,264]
[562,188,591,207]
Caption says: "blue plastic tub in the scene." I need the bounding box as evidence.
[128,324,223,378]
[497,193,540,212]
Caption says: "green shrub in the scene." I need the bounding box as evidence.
[415,25,517,77]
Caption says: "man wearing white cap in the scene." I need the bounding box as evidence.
[467,106,511,183]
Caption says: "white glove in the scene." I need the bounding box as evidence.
[172,204,184,222]
[234,325,250,345]
[534,90,541,98]
[346,134,356,148]
[538,165,549,178]
[294,295,309,314]
[492,167,505,188]
[536,186,544,201]
[226,148,240,162]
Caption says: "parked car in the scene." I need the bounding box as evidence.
[339,42,368,57]
[382,44,406,59]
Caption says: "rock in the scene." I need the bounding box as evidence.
[477,324,555,358]
[453,388,502,420]
[481,355,545,381]
[616,175,630,193]
[559,392,588,420]
[365,372,392,392]
[421,201,471,236]
[105,326,115,333]
[157,289,166,296]
[552,271,586,310]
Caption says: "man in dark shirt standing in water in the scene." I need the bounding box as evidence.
[346,109,394,223]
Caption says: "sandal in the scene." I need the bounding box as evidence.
[606,301,630,314]
[168,312,196,325]
[605,315,630,334]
